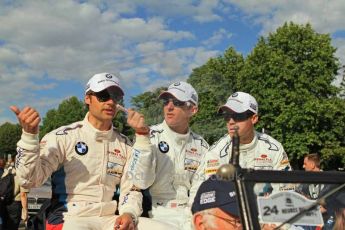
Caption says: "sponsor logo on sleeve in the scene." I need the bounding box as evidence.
[129,149,140,171]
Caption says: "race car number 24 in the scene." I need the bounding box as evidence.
[263,205,279,216]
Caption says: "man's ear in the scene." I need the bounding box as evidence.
[193,213,205,230]
[85,95,91,106]
[189,105,198,117]
[251,114,259,125]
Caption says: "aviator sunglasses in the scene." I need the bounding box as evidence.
[222,111,254,122]
[161,98,190,107]
[89,90,123,102]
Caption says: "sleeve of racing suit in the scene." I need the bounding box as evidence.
[118,134,152,220]
[15,130,64,189]
[126,133,157,189]
[273,145,291,171]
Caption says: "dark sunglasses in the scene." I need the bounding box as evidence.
[161,98,187,107]
[222,111,253,122]
[89,90,123,102]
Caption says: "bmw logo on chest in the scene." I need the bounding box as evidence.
[75,142,88,155]
[158,141,169,153]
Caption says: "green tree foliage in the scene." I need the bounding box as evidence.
[131,87,165,126]
[0,122,21,158]
[237,22,344,169]
[40,96,88,139]
[188,47,245,143]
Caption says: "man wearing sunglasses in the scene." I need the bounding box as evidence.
[190,92,291,204]
[128,81,209,229]
[10,73,172,230]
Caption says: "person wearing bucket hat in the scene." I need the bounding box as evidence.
[128,81,209,229]
[191,175,242,230]
[10,73,174,230]
[190,92,292,203]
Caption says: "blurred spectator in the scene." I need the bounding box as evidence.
[0,158,5,177]
[1,156,29,230]
[321,186,345,230]
[333,208,345,230]
[303,153,321,172]
[298,153,324,199]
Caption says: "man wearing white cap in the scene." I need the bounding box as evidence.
[10,73,173,230]
[128,81,209,229]
[189,92,291,203]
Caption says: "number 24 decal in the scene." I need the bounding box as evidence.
[263,205,279,216]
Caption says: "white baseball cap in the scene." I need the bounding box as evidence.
[219,92,258,114]
[159,81,198,106]
[85,73,124,96]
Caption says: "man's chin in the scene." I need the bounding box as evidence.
[228,131,235,137]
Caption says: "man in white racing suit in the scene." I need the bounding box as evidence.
[11,73,173,230]
[128,82,209,229]
[189,92,292,206]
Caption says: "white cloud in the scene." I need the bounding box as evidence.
[0,0,203,122]
[202,28,232,47]
[116,0,222,23]
[224,0,345,34]
[136,42,164,55]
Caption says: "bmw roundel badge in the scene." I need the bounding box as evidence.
[75,142,88,155]
[158,141,169,153]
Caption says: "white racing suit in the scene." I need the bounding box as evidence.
[189,131,292,207]
[15,113,173,230]
[128,121,209,229]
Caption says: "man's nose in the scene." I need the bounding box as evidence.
[166,100,175,109]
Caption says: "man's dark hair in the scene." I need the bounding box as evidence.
[305,153,321,169]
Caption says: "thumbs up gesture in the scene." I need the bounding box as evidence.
[10,106,41,134]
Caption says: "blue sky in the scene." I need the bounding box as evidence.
[1,0,344,124]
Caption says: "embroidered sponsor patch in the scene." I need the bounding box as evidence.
[75,142,88,155]
[158,141,169,153]
[109,149,126,160]
[185,148,201,157]
[205,168,217,175]
[280,159,290,165]
[121,193,129,205]
[207,159,219,168]
[254,156,273,163]
[229,191,236,198]
[106,162,124,177]
[200,191,216,205]
[184,158,200,171]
